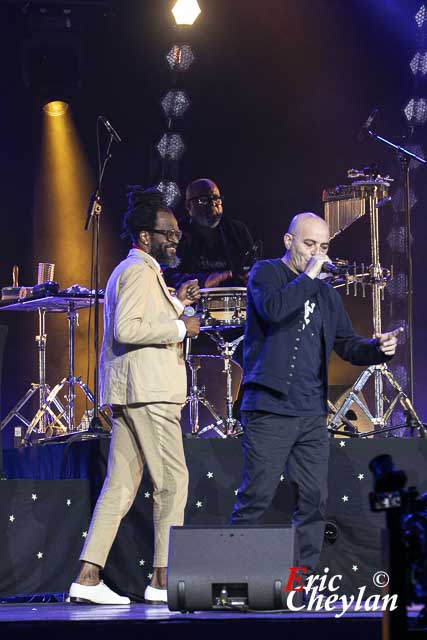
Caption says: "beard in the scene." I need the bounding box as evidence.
[152,244,181,268]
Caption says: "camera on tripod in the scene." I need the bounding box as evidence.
[369,454,427,611]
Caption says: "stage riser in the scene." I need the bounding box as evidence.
[1,439,427,601]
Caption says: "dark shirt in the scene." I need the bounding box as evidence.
[242,263,327,416]
[242,257,392,403]
[163,215,255,289]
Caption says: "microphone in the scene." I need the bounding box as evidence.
[100,116,122,143]
[183,305,196,361]
[357,108,379,142]
[321,262,349,275]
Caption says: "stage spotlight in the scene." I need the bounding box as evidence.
[416,4,427,28]
[406,144,425,170]
[43,100,69,116]
[161,90,190,118]
[410,52,427,76]
[172,0,201,26]
[386,273,408,301]
[386,225,406,254]
[157,180,181,207]
[157,133,185,160]
[404,97,427,125]
[166,44,195,71]
[391,186,418,212]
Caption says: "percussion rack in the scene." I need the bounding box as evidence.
[0,294,111,444]
[324,171,425,437]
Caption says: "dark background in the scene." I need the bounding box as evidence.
[0,0,426,447]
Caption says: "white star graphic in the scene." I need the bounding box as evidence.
[82,531,88,538]
[207,472,214,479]
[234,489,239,496]
[66,499,71,506]
[357,473,364,480]
[9,515,15,523]
[139,559,146,566]
[196,501,203,508]
[144,492,151,499]
[32,494,38,501]
[280,475,285,482]
[147,573,153,580]
[342,495,349,503]
[37,552,43,559]
[352,565,359,572]
[339,441,346,448]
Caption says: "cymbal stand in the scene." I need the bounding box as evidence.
[328,172,425,437]
[23,300,111,444]
[183,338,226,438]
[0,307,66,436]
[197,331,244,437]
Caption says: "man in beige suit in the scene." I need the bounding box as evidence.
[69,187,200,605]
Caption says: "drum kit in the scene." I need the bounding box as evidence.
[183,287,246,438]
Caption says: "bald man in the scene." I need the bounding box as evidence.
[163,178,256,289]
[230,212,399,580]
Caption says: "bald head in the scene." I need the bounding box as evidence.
[186,178,218,202]
[186,178,223,228]
[287,212,329,237]
[283,211,331,274]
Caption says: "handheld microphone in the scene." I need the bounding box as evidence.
[321,262,349,275]
[183,305,196,360]
[357,108,379,142]
[100,116,122,143]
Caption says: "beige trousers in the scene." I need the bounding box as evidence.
[80,402,188,568]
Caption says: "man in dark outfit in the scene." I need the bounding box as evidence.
[230,212,400,577]
[163,178,255,289]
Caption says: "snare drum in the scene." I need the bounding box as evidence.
[197,287,246,330]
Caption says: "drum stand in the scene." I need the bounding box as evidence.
[184,353,226,438]
[0,307,66,437]
[184,332,244,438]
[23,300,111,443]
[328,175,425,437]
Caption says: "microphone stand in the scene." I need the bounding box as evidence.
[83,130,115,434]
[367,130,425,429]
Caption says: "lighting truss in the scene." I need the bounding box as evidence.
[166,44,195,72]
[161,90,190,118]
[157,180,181,207]
[157,133,185,160]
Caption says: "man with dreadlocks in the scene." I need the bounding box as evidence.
[69,187,200,605]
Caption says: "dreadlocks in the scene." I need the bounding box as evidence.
[121,185,172,243]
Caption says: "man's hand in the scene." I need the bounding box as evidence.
[181,315,200,338]
[204,270,232,288]
[375,327,404,356]
[177,279,200,306]
[304,255,331,280]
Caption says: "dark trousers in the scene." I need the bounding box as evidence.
[230,411,329,575]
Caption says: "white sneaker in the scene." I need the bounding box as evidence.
[144,584,167,604]
[69,580,131,605]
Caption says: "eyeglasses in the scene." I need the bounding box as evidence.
[142,228,183,242]
[188,194,223,206]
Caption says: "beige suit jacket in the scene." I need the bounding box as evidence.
[100,248,186,405]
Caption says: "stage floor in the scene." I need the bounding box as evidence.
[0,602,426,640]
[2,439,427,603]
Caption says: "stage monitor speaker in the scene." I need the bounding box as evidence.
[167,525,294,612]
